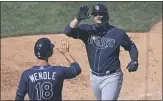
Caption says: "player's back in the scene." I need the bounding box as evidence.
[23,65,66,100]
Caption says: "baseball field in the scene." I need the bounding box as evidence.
[1,2,162,100]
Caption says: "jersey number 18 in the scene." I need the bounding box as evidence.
[35,82,53,100]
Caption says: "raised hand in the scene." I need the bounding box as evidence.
[76,6,90,21]
[56,37,70,55]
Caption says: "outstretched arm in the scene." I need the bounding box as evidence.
[64,6,90,39]
[56,37,76,64]
[56,38,81,78]
[63,52,77,64]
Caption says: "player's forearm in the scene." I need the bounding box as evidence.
[64,21,77,36]
[64,18,81,37]
[65,62,81,79]
[63,53,76,64]
[70,62,81,76]
[70,18,80,28]
[129,45,138,62]
[66,54,82,76]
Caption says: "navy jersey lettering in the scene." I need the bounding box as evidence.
[29,72,56,82]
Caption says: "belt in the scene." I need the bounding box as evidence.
[91,69,117,77]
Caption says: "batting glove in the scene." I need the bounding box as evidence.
[76,6,90,21]
[126,60,139,72]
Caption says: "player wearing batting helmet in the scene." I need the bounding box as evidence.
[64,4,139,100]
[15,37,81,100]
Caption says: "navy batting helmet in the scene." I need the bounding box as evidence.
[91,4,108,15]
[34,38,54,60]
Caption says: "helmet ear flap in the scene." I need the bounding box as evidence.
[47,44,54,57]
[101,14,109,22]
[46,48,53,57]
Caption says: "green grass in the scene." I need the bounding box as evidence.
[1,1,162,38]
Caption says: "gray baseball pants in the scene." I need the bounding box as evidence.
[90,68,123,100]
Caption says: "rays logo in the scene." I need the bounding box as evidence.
[95,5,99,10]
[88,36,115,49]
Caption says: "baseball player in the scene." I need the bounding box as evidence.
[64,4,139,100]
[15,37,81,100]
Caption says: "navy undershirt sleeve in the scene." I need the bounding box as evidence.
[120,33,138,61]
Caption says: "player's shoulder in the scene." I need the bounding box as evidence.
[111,25,126,36]
[111,25,125,32]
[50,65,70,73]
[51,65,65,70]
[78,24,93,31]
[21,65,66,77]
[21,65,52,74]
[20,68,32,78]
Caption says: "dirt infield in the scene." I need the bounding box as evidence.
[1,20,162,100]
